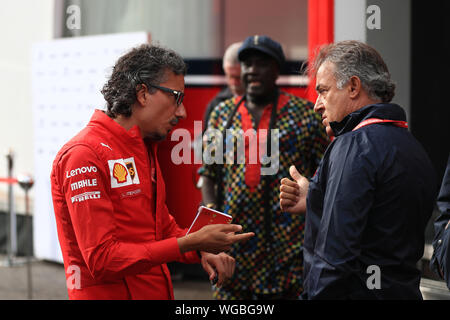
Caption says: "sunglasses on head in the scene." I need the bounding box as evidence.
[148,84,184,106]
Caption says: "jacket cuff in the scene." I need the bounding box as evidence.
[144,237,182,265]
[187,250,202,263]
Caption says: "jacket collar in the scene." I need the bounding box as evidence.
[330,103,406,137]
[88,109,143,143]
[217,87,233,99]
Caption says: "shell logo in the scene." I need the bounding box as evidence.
[113,163,128,183]
[108,157,140,188]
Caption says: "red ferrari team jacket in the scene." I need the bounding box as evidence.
[50,110,200,299]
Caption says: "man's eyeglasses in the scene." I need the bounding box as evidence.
[148,84,184,106]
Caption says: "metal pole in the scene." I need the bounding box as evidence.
[25,189,33,300]
[25,188,32,300]
[6,150,17,266]
[17,174,34,300]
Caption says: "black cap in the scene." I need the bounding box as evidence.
[238,35,285,68]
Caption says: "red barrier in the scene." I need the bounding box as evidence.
[0,177,18,184]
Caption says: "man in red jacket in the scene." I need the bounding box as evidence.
[50,44,254,300]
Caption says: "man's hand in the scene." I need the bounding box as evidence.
[200,252,235,288]
[280,165,310,215]
[178,223,254,254]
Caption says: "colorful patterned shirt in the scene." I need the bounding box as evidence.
[198,91,329,299]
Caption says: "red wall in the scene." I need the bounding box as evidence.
[157,86,221,228]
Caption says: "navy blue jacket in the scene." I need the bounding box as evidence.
[303,103,437,299]
[430,155,450,289]
[203,87,233,126]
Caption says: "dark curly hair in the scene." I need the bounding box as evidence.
[310,40,396,103]
[101,43,186,118]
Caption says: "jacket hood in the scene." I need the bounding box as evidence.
[330,103,407,136]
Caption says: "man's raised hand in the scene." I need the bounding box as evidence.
[280,165,309,215]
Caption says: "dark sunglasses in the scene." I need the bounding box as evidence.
[148,84,184,106]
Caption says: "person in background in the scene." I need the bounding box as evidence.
[50,44,254,300]
[196,42,245,190]
[280,40,437,299]
[203,42,244,128]
[431,154,450,289]
[200,35,329,299]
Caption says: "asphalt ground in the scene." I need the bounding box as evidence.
[1,255,449,300]
[0,256,213,300]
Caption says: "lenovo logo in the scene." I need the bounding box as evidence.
[66,166,98,178]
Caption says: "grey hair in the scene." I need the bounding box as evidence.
[223,42,243,68]
[311,40,396,103]
[102,43,186,118]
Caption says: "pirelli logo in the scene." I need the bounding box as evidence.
[71,191,101,203]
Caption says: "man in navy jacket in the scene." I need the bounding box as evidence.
[280,40,437,299]
[431,155,450,289]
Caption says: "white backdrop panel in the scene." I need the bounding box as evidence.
[31,32,149,263]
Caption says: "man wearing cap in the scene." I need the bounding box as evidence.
[199,35,329,299]
[203,42,244,129]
